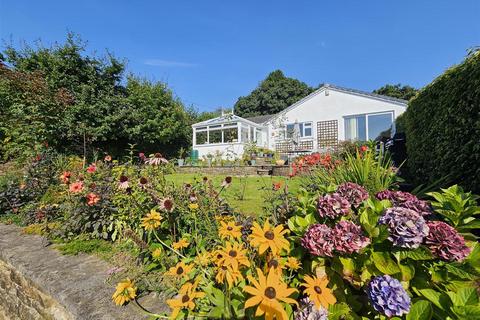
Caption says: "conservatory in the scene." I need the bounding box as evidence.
[192,113,267,159]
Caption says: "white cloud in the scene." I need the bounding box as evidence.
[144,59,197,67]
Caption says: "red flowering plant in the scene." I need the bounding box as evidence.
[290,153,336,177]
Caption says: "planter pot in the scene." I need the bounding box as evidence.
[177,158,185,166]
[275,159,285,166]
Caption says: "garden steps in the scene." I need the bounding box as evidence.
[0,223,167,319]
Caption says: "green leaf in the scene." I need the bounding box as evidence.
[371,251,400,274]
[417,289,451,311]
[445,263,480,280]
[398,263,415,281]
[328,302,351,320]
[395,246,434,261]
[453,305,480,318]
[406,300,432,320]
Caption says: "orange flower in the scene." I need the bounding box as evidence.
[86,193,100,206]
[273,182,282,191]
[60,171,72,184]
[69,181,84,193]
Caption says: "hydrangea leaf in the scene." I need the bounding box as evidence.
[406,300,433,320]
[371,251,400,275]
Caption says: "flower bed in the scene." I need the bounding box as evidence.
[1,148,479,320]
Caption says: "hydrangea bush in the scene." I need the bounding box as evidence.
[111,175,479,319]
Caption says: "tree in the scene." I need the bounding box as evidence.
[0,33,192,160]
[234,70,314,117]
[373,84,418,101]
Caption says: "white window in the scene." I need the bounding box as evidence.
[285,122,313,139]
[345,112,393,141]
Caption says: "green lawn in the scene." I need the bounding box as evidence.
[164,173,302,215]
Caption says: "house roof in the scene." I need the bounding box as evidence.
[191,84,408,128]
[245,114,276,124]
[263,83,408,124]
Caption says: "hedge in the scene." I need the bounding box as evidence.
[403,50,480,194]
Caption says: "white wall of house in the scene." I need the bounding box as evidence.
[265,87,407,151]
[194,143,245,159]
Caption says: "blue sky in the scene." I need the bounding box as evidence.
[1,0,479,112]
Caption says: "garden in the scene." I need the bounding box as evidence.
[1,36,479,320]
[1,144,479,320]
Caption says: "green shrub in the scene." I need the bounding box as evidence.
[404,50,480,194]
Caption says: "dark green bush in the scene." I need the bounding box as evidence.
[404,50,480,194]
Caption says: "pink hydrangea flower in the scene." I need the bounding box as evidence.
[301,224,335,257]
[317,193,350,219]
[425,221,471,262]
[332,221,370,254]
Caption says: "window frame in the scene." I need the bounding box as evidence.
[284,121,313,139]
[344,111,394,141]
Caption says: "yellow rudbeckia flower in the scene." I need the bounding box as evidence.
[166,279,205,319]
[301,275,337,309]
[172,238,190,250]
[140,209,162,231]
[112,278,137,306]
[244,268,297,320]
[166,261,194,278]
[218,220,242,240]
[249,221,290,256]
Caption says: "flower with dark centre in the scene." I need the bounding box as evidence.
[227,226,233,231]
[139,177,148,185]
[264,287,276,299]
[155,153,163,158]
[120,176,128,183]
[264,231,275,240]
[217,254,223,259]
[176,267,184,275]
[314,286,322,294]
[268,259,279,268]
[181,295,190,303]
[229,250,237,257]
[225,176,232,184]
[203,176,208,182]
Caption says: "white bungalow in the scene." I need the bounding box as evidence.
[191,84,407,159]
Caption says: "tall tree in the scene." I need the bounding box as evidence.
[234,70,314,117]
[373,84,418,101]
[0,33,192,159]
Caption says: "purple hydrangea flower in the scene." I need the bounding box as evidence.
[376,190,431,216]
[367,275,411,317]
[317,193,350,219]
[425,221,471,262]
[379,207,429,249]
[336,182,369,208]
[332,220,370,254]
[301,224,335,257]
[294,297,328,320]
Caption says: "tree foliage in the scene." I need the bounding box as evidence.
[0,33,194,160]
[234,70,314,117]
[373,84,418,101]
[403,50,480,194]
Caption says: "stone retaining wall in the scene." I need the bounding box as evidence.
[0,224,165,320]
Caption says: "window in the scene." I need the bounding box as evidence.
[285,122,313,139]
[196,131,207,145]
[345,112,393,141]
[223,127,238,142]
[241,127,249,142]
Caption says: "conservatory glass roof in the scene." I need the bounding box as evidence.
[192,114,263,128]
